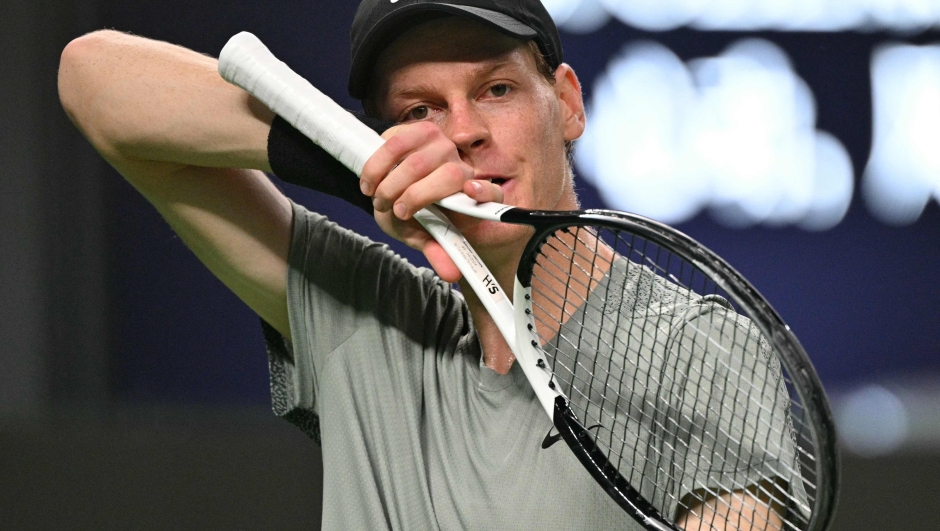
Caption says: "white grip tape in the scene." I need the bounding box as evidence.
[218,32,382,176]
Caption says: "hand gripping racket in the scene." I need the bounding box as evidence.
[219,32,838,531]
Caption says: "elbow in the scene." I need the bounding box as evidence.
[58,31,102,121]
[58,30,123,153]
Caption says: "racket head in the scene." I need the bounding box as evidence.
[509,209,839,531]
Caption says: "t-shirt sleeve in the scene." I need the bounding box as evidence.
[263,201,441,443]
[667,302,809,519]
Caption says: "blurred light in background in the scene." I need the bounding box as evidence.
[864,42,940,225]
[542,0,610,33]
[835,385,910,457]
[831,380,940,455]
[575,39,854,229]
[544,0,940,32]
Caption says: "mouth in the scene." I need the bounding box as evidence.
[477,176,509,186]
[473,174,513,204]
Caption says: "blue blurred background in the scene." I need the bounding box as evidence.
[1,0,938,528]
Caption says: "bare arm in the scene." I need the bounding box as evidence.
[58,30,293,337]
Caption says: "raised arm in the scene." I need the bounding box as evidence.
[58,30,293,337]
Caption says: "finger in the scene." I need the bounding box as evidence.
[421,240,463,283]
[392,162,475,220]
[379,124,408,141]
[463,179,504,204]
[371,139,457,213]
[360,121,440,197]
[384,216,462,282]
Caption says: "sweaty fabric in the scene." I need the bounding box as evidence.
[266,202,636,530]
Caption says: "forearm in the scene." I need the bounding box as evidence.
[58,30,273,173]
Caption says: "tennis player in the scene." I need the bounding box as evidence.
[59,0,786,528]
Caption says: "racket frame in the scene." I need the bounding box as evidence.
[509,209,840,531]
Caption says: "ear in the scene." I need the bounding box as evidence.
[554,64,586,142]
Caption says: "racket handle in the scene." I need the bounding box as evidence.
[219,32,382,176]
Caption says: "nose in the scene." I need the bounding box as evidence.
[444,100,489,159]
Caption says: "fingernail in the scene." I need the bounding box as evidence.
[470,181,483,194]
[372,197,384,211]
[394,202,406,218]
[360,181,371,195]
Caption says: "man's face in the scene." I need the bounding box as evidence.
[371,17,584,259]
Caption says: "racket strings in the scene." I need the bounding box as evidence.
[527,225,819,530]
[537,296,793,479]
[549,315,797,507]
[532,276,789,442]
[533,248,781,461]
[541,313,803,529]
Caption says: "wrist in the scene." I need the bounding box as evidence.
[266,112,396,214]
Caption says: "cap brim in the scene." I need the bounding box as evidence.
[349,3,538,99]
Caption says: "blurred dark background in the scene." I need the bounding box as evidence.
[1,0,937,529]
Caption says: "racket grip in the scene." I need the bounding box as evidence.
[218,32,383,177]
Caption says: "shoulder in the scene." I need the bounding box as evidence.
[287,200,472,340]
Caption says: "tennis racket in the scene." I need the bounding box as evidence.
[219,32,839,531]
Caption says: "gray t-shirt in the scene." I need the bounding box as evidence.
[265,202,636,530]
[263,202,806,529]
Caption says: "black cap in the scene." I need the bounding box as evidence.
[348,0,563,100]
